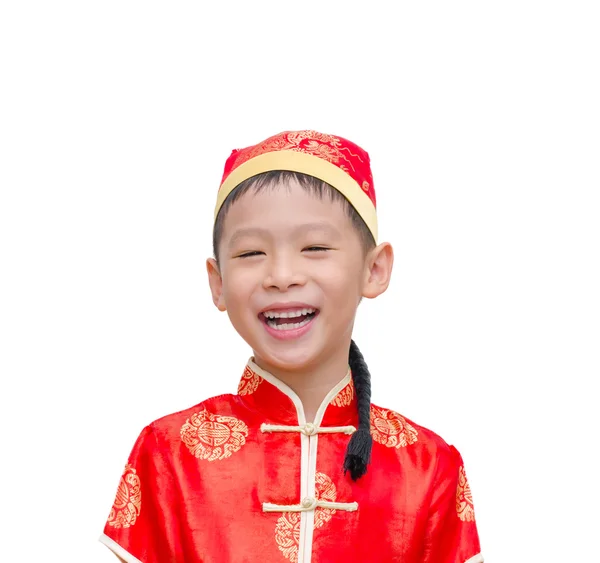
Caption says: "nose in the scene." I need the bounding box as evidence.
[262,253,306,291]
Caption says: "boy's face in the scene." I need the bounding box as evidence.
[207,179,392,375]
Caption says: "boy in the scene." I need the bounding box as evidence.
[100,130,483,562]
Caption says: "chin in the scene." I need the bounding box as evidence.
[253,343,321,373]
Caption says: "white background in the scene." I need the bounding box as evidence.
[1,1,598,561]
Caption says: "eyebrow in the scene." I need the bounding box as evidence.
[227,222,342,247]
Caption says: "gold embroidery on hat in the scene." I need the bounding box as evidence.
[361,180,370,192]
[237,366,262,396]
[456,466,475,522]
[370,405,419,448]
[107,464,142,528]
[234,130,363,173]
[274,472,338,561]
[330,381,354,407]
[180,409,248,461]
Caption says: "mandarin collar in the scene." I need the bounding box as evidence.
[236,358,358,427]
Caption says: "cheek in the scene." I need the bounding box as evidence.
[317,258,363,287]
[222,269,258,304]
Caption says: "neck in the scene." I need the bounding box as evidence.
[252,346,350,423]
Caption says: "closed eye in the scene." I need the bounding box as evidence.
[303,246,330,252]
[237,251,265,258]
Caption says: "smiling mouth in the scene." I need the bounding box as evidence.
[260,308,319,331]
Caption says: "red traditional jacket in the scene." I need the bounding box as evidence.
[100,359,483,563]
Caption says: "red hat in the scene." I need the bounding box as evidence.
[215,130,378,241]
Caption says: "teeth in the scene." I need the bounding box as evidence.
[263,308,315,319]
[267,317,312,330]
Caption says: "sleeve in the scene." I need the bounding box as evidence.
[99,424,181,563]
[422,445,483,563]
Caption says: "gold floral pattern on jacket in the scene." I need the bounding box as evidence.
[312,472,337,528]
[275,512,301,562]
[456,466,475,522]
[330,380,354,407]
[233,130,364,173]
[275,472,338,562]
[107,464,141,528]
[180,409,248,461]
[237,366,262,396]
[370,405,419,448]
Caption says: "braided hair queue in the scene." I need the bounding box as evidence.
[343,340,373,481]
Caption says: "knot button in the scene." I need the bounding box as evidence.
[301,497,317,510]
[303,423,317,436]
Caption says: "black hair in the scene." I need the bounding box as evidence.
[345,339,373,480]
[213,170,375,480]
[212,170,376,263]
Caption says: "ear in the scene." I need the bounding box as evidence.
[361,242,394,299]
[206,258,227,311]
